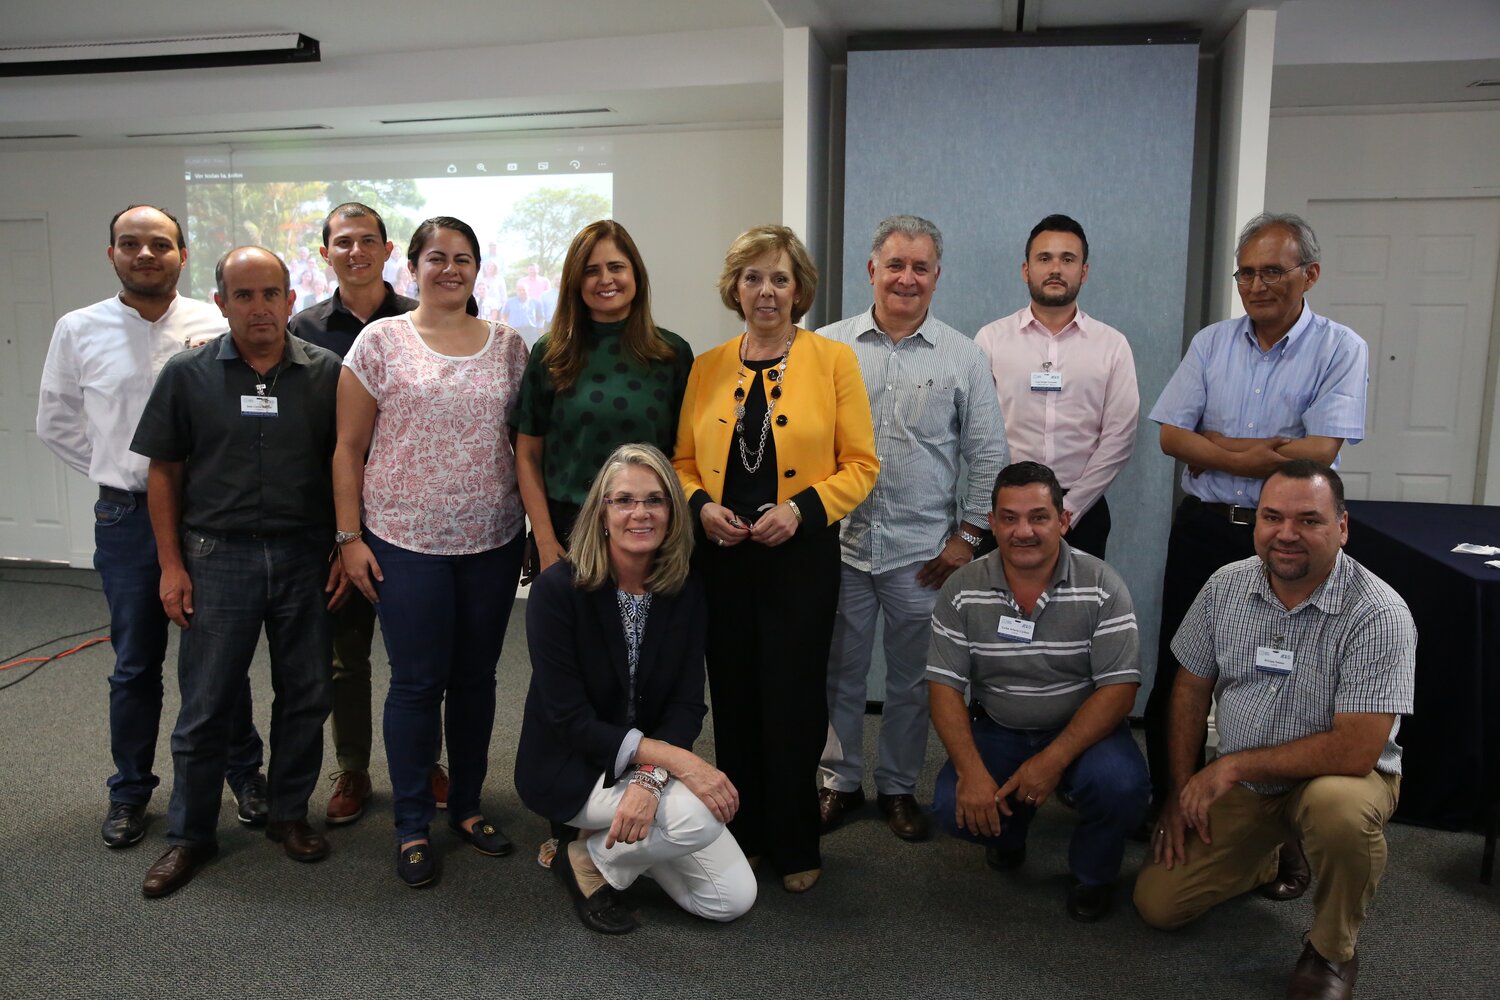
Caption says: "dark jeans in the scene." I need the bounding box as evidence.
[93,494,261,806]
[367,530,524,843]
[1144,496,1256,801]
[329,593,378,772]
[165,528,332,847]
[698,525,840,876]
[932,715,1150,885]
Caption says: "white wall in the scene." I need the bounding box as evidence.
[0,125,782,564]
[1266,106,1500,504]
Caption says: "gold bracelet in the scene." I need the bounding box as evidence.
[786,499,803,523]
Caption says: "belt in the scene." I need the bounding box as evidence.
[99,485,147,504]
[1196,500,1257,526]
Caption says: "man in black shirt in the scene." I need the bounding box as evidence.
[132,245,345,898]
[288,203,425,825]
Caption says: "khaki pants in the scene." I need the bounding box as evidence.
[1133,772,1400,962]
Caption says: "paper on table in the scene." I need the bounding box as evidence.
[1487,560,1500,570]
[1452,543,1500,556]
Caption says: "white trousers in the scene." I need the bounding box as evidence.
[568,774,757,923]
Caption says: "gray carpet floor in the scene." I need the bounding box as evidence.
[0,566,1495,999]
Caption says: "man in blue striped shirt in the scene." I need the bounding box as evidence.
[927,462,1149,921]
[817,215,1007,844]
[1145,212,1369,829]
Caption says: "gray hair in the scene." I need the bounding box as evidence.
[1236,212,1321,265]
[870,215,943,262]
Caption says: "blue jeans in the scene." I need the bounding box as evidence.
[932,715,1150,885]
[367,530,524,842]
[165,529,332,847]
[93,494,262,806]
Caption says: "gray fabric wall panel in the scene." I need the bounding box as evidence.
[841,43,1198,699]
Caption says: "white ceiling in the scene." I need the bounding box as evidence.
[0,0,1495,150]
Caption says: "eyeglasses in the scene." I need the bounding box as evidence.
[1232,262,1310,287]
[604,495,668,511]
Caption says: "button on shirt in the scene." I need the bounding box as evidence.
[975,306,1139,519]
[1171,551,1416,794]
[36,294,227,492]
[925,542,1141,731]
[1149,304,1369,505]
[129,333,342,536]
[818,307,1007,573]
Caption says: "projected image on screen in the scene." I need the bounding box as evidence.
[185,144,612,347]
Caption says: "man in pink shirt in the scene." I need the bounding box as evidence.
[975,215,1139,557]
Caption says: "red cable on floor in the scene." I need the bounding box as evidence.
[0,635,111,671]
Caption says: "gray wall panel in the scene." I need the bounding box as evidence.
[841,43,1198,701]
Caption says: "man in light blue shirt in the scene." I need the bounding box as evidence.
[1145,212,1369,866]
[816,215,1007,842]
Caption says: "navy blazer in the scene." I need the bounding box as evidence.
[514,561,709,825]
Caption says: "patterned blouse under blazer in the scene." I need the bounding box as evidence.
[672,327,879,532]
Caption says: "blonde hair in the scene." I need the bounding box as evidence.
[569,443,693,595]
[716,224,818,322]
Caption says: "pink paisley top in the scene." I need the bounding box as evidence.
[344,315,529,555]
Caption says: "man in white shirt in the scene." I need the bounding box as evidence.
[975,215,1139,558]
[36,205,266,849]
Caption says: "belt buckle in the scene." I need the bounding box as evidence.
[1228,505,1255,526]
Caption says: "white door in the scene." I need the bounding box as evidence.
[0,216,75,562]
[1305,198,1500,503]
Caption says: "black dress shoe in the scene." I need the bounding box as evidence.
[396,842,437,888]
[102,801,146,849]
[142,843,217,898]
[1258,838,1311,901]
[553,840,636,934]
[817,786,865,835]
[233,772,269,827]
[877,793,933,842]
[1066,879,1113,922]
[266,819,330,862]
[449,816,514,857]
[1286,941,1357,1000]
[985,844,1026,872]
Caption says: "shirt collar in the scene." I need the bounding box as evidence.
[854,305,937,346]
[329,282,402,322]
[215,332,312,366]
[985,539,1074,597]
[1247,548,1347,614]
[1240,301,1317,355]
[1019,304,1087,338]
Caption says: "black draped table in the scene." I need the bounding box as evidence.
[1344,500,1500,872]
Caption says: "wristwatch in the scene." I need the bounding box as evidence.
[635,765,668,785]
[957,527,983,549]
[334,530,363,546]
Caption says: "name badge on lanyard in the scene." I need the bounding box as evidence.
[1254,646,1294,675]
[996,615,1035,642]
[241,395,279,417]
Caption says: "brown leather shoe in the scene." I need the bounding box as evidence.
[266,819,330,862]
[877,793,933,842]
[326,770,372,825]
[142,844,217,898]
[1286,941,1357,999]
[817,786,865,834]
[1259,838,1312,901]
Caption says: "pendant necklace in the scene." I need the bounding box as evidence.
[733,330,794,474]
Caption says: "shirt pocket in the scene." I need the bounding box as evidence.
[896,376,956,437]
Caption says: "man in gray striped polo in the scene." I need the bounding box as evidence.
[928,461,1149,921]
[1134,461,1414,1000]
[817,215,1007,842]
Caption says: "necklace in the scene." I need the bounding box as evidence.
[243,359,283,397]
[733,330,794,474]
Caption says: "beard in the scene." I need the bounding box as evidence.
[115,262,180,300]
[1029,279,1079,308]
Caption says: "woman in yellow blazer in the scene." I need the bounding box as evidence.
[673,224,877,893]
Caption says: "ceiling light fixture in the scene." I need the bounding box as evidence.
[0,32,319,77]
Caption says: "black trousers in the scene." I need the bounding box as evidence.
[697,525,840,876]
[1067,495,1112,559]
[1143,496,1257,801]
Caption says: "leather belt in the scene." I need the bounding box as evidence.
[1198,501,1257,526]
[99,485,146,504]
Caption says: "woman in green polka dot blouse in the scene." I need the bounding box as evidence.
[516,221,694,578]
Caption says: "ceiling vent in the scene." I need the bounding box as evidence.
[378,108,613,125]
[124,125,333,139]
